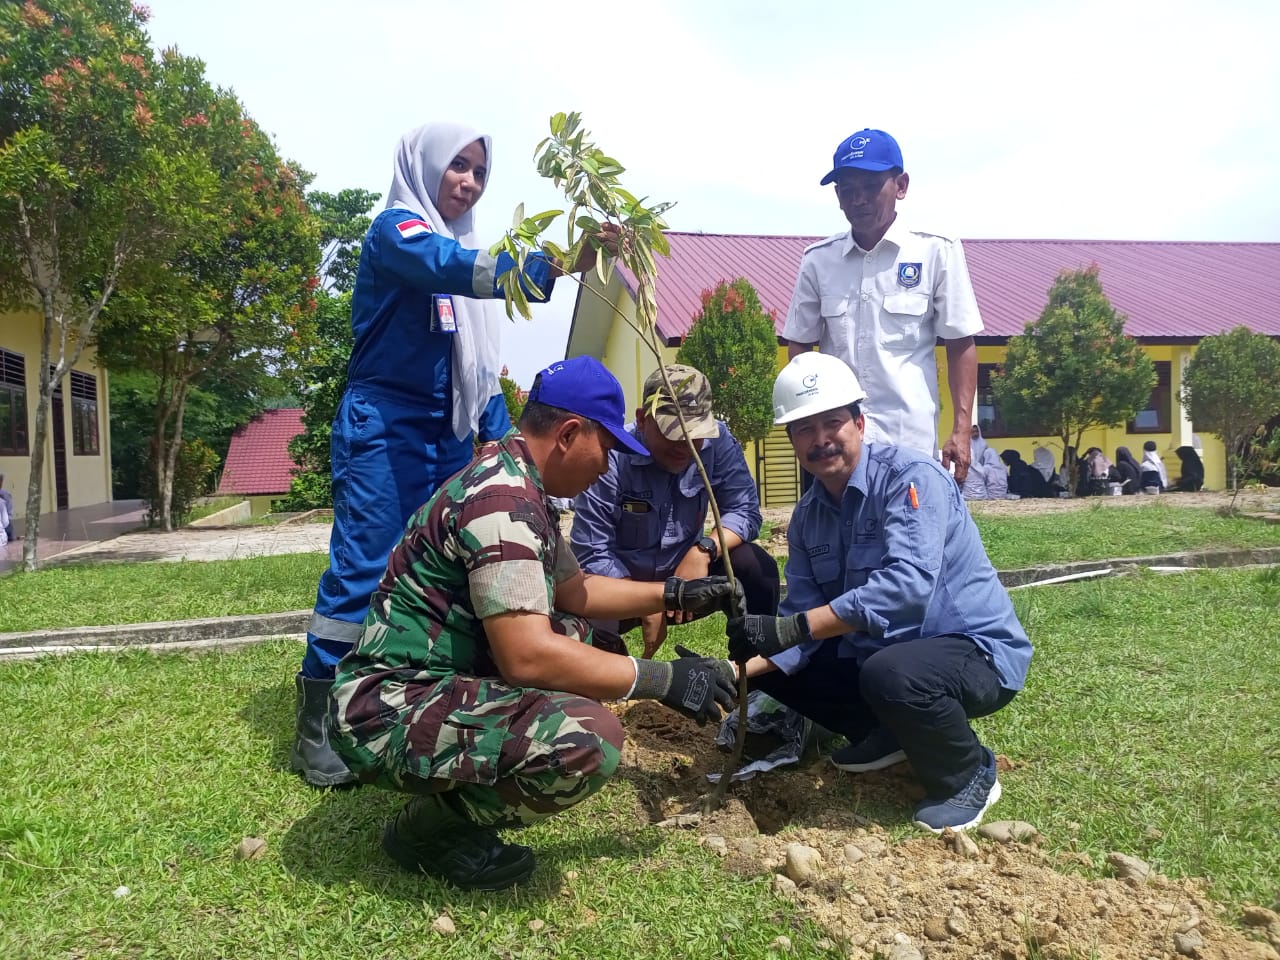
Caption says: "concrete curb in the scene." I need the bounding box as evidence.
[0,609,310,654]
[996,546,1280,588]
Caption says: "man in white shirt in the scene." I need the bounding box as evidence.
[782,129,982,481]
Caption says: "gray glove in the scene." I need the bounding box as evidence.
[630,654,736,726]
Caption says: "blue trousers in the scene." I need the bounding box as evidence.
[302,387,474,678]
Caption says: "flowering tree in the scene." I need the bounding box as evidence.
[677,278,778,444]
[499,365,528,426]
[96,53,320,529]
[0,0,210,566]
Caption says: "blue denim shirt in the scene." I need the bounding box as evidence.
[772,442,1032,690]
[570,421,762,581]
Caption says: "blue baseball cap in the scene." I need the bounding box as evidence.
[527,356,649,456]
[819,129,904,185]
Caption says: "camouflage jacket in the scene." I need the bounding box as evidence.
[331,432,581,745]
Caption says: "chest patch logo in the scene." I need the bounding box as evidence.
[897,262,923,288]
[808,544,830,558]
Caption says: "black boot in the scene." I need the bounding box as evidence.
[382,794,536,891]
[289,673,357,788]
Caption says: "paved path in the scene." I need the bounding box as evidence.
[42,523,333,566]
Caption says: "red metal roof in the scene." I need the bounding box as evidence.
[217,408,304,496]
[632,233,1280,342]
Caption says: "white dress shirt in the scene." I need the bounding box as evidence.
[782,217,983,455]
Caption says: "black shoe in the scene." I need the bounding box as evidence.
[382,795,537,891]
[830,728,907,773]
[289,673,357,788]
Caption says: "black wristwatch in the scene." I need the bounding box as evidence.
[696,535,718,562]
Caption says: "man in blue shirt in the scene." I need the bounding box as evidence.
[727,352,1032,832]
[572,364,779,656]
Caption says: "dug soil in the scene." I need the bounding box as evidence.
[614,700,1280,960]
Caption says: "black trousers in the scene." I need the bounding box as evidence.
[592,542,781,652]
[752,634,1016,798]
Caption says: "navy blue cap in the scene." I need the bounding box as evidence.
[819,129,904,185]
[527,356,649,456]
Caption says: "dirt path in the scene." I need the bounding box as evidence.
[761,489,1280,527]
[617,701,1280,960]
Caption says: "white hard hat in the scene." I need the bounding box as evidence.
[772,352,868,426]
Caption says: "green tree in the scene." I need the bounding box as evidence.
[993,265,1155,490]
[498,365,527,427]
[280,291,352,509]
[97,57,320,529]
[278,188,378,509]
[1180,326,1280,491]
[0,0,210,568]
[311,187,379,293]
[676,278,777,443]
[108,362,281,502]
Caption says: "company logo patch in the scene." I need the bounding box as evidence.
[897,262,922,288]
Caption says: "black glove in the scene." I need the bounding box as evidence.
[631,653,736,726]
[726,612,812,663]
[664,576,744,620]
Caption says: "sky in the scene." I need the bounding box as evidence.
[142,0,1280,385]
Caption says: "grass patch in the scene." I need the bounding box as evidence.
[0,554,328,632]
[990,567,1280,907]
[2,569,1277,956]
[183,497,246,524]
[973,501,1280,568]
[0,642,837,960]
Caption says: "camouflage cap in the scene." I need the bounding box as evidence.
[642,364,719,441]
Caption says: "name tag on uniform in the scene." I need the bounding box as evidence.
[621,499,650,514]
[431,294,457,333]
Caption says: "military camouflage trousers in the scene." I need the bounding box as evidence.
[335,615,625,828]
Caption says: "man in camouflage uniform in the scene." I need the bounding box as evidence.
[330,356,740,891]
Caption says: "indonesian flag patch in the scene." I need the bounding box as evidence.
[396,218,433,239]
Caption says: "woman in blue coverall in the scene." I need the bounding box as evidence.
[292,122,602,785]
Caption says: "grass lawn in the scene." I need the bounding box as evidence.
[972,500,1280,569]
[0,641,835,960]
[3,502,1278,634]
[0,554,329,633]
[2,568,1278,958]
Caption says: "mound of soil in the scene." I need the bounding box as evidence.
[615,701,1280,960]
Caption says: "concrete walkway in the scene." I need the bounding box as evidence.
[40,522,332,566]
[1,499,147,575]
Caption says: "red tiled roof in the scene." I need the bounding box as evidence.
[217,408,304,495]
[630,233,1280,342]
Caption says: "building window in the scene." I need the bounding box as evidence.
[975,364,1007,436]
[1128,361,1171,433]
[70,370,100,456]
[0,348,29,456]
[977,363,1052,438]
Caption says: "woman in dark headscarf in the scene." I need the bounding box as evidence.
[1002,449,1051,497]
[1114,447,1142,494]
[1175,446,1205,491]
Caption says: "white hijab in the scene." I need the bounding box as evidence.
[1032,446,1055,481]
[384,122,503,442]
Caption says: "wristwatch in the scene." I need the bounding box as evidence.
[696,535,718,563]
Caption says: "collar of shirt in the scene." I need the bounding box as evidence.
[499,431,547,496]
[840,215,912,259]
[618,421,713,497]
